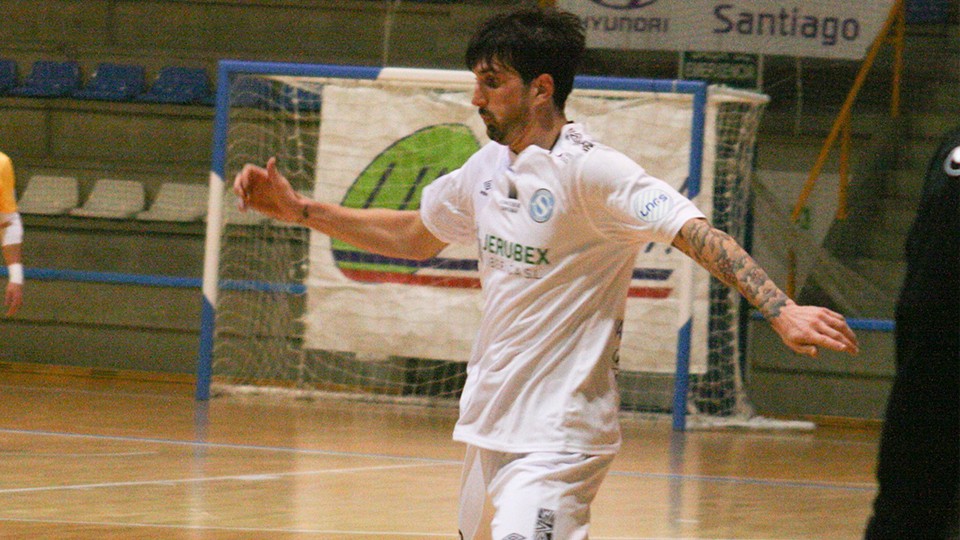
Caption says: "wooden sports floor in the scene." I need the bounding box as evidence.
[0,368,880,539]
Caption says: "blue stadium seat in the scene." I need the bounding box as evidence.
[137,66,211,105]
[227,76,319,112]
[10,60,81,97]
[907,0,950,23]
[0,59,17,95]
[72,63,146,101]
[229,75,272,108]
[281,86,321,113]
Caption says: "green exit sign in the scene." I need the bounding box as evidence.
[680,51,762,90]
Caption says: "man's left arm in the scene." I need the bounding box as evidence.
[671,217,858,357]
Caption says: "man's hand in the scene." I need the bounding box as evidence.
[671,218,860,358]
[232,157,302,223]
[5,282,21,316]
[767,301,859,357]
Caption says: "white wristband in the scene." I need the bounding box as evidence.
[8,263,23,285]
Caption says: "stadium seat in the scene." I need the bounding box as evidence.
[230,75,272,108]
[69,179,145,219]
[9,60,81,97]
[136,182,208,222]
[16,175,79,215]
[137,66,211,105]
[227,77,320,111]
[0,59,17,95]
[281,86,321,112]
[72,63,146,101]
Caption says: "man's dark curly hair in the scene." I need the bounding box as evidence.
[465,7,585,111]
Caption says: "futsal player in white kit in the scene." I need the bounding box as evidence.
[233,7,860,539]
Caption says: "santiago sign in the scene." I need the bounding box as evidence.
[558,0,896,60]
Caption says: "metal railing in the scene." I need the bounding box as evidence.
[786,0,906,297]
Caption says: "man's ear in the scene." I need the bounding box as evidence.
[531,73,555,104]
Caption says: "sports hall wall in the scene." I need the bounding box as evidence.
[0,0,956,420]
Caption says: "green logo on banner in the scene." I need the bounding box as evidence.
[332,123,481,277]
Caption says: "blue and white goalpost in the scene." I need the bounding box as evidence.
[197,60,769,431]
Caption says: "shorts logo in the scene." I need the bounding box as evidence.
[536,508,555,540]
[944,146,960,178]
[634,188,672,223]
[529,189,555,223]
[502,535,526,540]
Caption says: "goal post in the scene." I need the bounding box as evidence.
[197,60,771,431]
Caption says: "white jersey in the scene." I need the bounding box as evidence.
[420,123,704,454]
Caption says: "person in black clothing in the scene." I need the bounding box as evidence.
[865,125,960,539]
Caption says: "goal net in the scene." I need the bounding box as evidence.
[198,61,771,431]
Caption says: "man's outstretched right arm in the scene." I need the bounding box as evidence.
[233,157,448,261]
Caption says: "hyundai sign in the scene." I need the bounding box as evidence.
[559,0,896,59]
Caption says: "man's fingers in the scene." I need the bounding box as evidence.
[234,163,267,207]
[773,305,860,357]
[820,333,858,355]
[791,343,818,358]
[806,320,859,355]
[234,159,279,202]
[840,322,859,350]
[266,157,279,181]
[233,173,247,209]
[821,314,860,354]
[803,309,859,355]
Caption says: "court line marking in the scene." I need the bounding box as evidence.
[686,431,877,448]
[0,461,441,495]
[0,517,738,540]
[0,427,457,464]
[612,470,876,492]
[0,517,454,537]
[0,450,156,458]
[3,383,878,453]
[0,427,875,494]
[3,383,877,447]
[0,382,188,401]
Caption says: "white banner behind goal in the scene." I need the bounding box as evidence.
[303,80,719,373]
[199,61,770,429]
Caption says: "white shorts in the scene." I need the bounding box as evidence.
[458,445,615,540]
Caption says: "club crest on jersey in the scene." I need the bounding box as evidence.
[634,188,672,222]
[529,189,556,223]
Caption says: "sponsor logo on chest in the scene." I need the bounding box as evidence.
[481,233,550,265]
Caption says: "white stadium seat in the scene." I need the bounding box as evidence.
[69,179,145,219]
[136,182,208,222]
[16,175,79,215]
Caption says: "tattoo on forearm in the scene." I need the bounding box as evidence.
[675,220,789,318]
